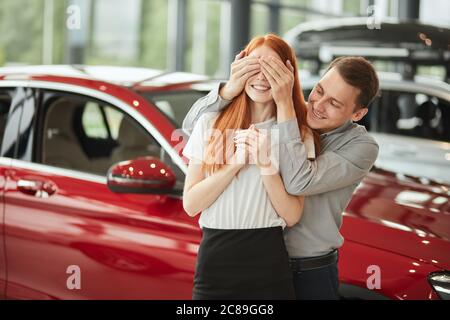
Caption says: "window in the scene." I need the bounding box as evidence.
[82,102,109,139]
[0,87,36,160]
[104,106,124,140]
[360,90,450,143]
[0,89,13,154]
[40,91,184,182]
[89,0,143,66]
[141,90,207,128]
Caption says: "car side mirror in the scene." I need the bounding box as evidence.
[107,156,176,194]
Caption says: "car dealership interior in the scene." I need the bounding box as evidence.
[0,0,449,302]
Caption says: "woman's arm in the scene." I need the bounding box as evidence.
[234,127,304,226]
[183,160,244,217]
[260,171,304,227]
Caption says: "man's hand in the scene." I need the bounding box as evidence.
[260,57,297,122]
[220,51,261,100]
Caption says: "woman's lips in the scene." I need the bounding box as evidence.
[251,84,271,92]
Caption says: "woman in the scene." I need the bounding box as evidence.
[182,34,319,300]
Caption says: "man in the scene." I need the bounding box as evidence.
[182,53,379,300]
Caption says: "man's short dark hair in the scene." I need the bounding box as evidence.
[325,56,379,109]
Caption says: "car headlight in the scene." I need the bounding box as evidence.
[429,272,450,300]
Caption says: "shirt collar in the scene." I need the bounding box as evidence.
[320,120,353,138]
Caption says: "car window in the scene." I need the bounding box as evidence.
[0,89,13,155]
[140,90,207,127]
[40,91,184,183]
[0,87,37,160]
[104,106,123,139]
[82,102,109,139]
[363,91,450,143]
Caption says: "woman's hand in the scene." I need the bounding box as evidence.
[220,51,261,100]
[234,127,277,175]
[229,135,250,168]
[231,125,254,166]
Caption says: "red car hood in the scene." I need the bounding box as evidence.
[342,168,450,270]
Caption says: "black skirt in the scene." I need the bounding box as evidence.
[193,226,295,300]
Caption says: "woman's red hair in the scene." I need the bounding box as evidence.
[203,33,320,174]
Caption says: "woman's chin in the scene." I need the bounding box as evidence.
[247,92,272,104]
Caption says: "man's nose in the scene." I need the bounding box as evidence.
[315,98,327,113]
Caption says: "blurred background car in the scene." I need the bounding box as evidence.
[286,18,450,184]
[284,17,450,82]
[300,72,450,184]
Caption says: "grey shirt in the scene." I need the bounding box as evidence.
[182,84,379,258]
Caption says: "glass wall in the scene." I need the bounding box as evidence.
[0,0,448,78]
[0,0,47,65]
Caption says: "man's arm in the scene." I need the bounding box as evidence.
[182,82,231,135]
[277,119,379,196]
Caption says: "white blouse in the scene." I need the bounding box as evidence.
[183,113,315,230]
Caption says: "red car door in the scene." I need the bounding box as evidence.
[0,87,17,299]
[3,86,200,299]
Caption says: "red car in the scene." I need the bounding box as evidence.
[0,65,448,300]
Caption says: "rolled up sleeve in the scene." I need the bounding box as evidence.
[182,82,231,135]
[277,120,379,196]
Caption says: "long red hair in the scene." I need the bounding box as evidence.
[203,34,320,174]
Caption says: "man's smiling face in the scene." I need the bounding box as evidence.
[307,67,368,133]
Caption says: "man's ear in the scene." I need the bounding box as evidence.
[351,107,368,122]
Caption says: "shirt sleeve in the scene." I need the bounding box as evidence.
[277,119,379,196]
[182,113,214,164]
[182,82,232,136]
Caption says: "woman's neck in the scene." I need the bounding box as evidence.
[249,101,276,124]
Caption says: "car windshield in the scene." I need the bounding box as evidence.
[139,90,208,128]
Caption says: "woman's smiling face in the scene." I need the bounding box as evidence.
[244,45,281,104]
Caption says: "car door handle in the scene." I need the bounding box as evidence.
[17,179,57,198]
